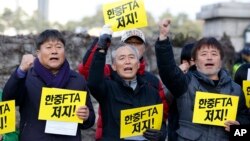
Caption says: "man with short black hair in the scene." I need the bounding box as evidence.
[155,19,249,141]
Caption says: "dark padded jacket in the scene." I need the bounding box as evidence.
[87,51,166,141]
[78,38,168,140]
[155,38,249,141]
[3,68,95,141]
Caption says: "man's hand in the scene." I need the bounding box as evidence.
[143,128,162,141]
[97,25,113,52]
[159,18,171,41]
[19,54,35,72]
[76,106,89,121]
[224,120,240,132]
[179,62,190,73]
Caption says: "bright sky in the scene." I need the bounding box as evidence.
[0,0,249,24]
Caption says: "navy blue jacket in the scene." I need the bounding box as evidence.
[3,68,95,141]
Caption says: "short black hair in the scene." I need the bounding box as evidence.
[234,63,250,87]
[191,37,224,61]
[180,43,195,64]
[36,29,65,49]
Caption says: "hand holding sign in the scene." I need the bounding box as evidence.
[224,120,240,132]
[76,105,89,121]
[159,18,171,41]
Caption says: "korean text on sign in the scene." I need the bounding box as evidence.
[0,100,15,134]
[243,80,250,108]
[193,91,239,126]
[39,87,87,123]
[120,104,163,138]
[103,0,148,31]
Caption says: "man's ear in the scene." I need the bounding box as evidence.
[111,63,117,71]
[36,50,40,59]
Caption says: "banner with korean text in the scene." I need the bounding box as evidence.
[0,100,15,134]
[193,91,239,126]
[120,104,163,138]
[103,0,148,31]
[243,80,250,108]
[38,87,87,123]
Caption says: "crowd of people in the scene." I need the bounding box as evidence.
[1,18,250,141]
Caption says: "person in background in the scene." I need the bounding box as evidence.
[2,29,95,141]
[234,63,250,124]
[234,63,250,87]
[166,42,195,141]
[233,46,250,77]
[78,27,168,140]
[87,28,166,140]
[155,18,249,140]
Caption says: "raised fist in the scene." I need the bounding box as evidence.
[19,54,35,72]
[97,25,113,52]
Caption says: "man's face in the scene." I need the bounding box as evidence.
[195,45,222,80]
[125,37,145,58]
[112,46,140,81]
[37,39,65,74]
[242,54,250,62]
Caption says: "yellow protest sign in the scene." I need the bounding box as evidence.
[193,91,239,126]
[243,80,250,108]
[120,104,163,139]
[0,100,15,134]
[103,0,148,31]
[39,87,87,123]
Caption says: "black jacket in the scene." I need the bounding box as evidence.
[3,68,95,141]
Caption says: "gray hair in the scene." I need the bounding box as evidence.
[111,43,140,64]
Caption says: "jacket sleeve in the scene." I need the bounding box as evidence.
[79,86,96,129]
[2,68,26,105]
[78,38,99,80]
[87,51,107,102]
[158,81,169,121]
[155,38,188,97]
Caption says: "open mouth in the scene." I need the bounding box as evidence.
[124,67,132,71]
[50,57,59,61]
[205,63,214,67]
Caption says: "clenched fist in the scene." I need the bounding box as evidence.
[19,54,35,72]
[159,18,171,41]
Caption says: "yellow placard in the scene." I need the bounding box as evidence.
[120,104,163,139]
[0,100,15,134]
[103,0,148,31]
[38,87,87,123]
[193,91,239,126]
[243,80,250,108]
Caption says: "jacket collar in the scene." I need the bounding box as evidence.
[191,67,231,86]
